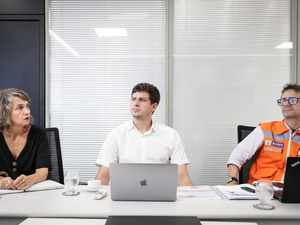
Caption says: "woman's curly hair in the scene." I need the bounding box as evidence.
[0,88,34,133]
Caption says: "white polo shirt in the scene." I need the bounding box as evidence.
[95,120,189,167]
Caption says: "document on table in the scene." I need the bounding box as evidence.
[177,185,223,200]
[0,180,64,195]
[214,184,258,200]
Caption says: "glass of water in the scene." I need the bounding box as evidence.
[253,180,275,210]
[63,171,80,196]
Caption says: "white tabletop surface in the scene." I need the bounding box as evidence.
[0,185,299,221]
[19,218,258,225]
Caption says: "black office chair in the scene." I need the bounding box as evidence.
[237,125,258,184]
[45,127,64,184]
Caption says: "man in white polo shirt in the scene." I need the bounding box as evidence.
[95,83,193,186]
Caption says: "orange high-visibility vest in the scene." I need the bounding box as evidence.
[248,120,300,184]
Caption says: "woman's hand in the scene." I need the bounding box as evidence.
[14,175,34,190]
[0,177,16,190]
[8,168,48,190]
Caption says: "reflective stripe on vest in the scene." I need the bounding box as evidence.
[262,131,290,141]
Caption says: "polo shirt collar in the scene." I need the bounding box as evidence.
[151,121,157,132]
[274,119,290,134]
[128,119,135,130]
[283,119,300,134]
[128,119,157,133]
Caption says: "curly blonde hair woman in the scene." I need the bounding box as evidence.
[0,88,50,190]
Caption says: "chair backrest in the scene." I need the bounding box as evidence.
[45,127,64,184]
[237,125,258,184]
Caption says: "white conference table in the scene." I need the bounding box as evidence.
[19,218,258,225]
[0,185,299,225]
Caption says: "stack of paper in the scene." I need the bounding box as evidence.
[177,185,223,200]
[214,184,258,200]
[0,180,63,195]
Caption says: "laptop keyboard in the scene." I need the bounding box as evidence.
[274,190,283,199]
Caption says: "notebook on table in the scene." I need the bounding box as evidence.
[274,157,300,203]
[0,180,63,195]
[105,216,201,225]
[109,163,178,201]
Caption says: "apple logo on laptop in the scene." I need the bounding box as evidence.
[140,179,147,186]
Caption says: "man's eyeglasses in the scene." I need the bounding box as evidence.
[277,97,300,106]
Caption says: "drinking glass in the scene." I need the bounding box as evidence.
[62,171,80,196]
[253,180,275,210]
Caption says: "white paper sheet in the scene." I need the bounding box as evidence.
[214,184,258,200]
[177,185,223,200]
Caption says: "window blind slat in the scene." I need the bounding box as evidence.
[50,0,165,181]
[173,0,292,185]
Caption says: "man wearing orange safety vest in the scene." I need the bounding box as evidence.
[227,83,300,185]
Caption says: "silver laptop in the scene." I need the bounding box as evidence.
[110,163,178,201]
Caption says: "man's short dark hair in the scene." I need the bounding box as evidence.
[131,83,160,105]
[281,83,300,95]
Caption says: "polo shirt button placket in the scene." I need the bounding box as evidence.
[141,136,147,162]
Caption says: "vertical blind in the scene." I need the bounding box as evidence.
[49,0,165,181]
[49,0,293,185]
[173,0,292,185]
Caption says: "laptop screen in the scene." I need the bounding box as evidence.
[109,163,178,201]
[274,157,300,203]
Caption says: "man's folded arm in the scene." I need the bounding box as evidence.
[95,165,110,185]
[226,126,264,186]
[178,164,194,186]
[227,126,264,168]
[226,164,239,186]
